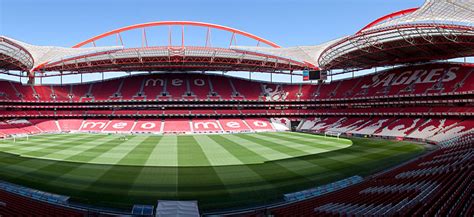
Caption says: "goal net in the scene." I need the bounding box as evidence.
[324,131,341,139]
[1,134,29,143]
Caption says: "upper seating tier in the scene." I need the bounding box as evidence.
[1,63,471,102]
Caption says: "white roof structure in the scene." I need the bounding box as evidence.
[363,0,474,32]
[233,0,474,70]
[1,0,473,75]
[1,35,309,75]
[317,0,474,70]
[42,46,307,74]
[156,200,200,217]
[231,37,344,68]
[0,36,122,71]
[0,37,34,70]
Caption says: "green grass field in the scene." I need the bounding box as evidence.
[0,132,425,211]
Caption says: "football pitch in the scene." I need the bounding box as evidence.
[0,132,425,211]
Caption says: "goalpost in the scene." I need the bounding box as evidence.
[324,131,341,139]
[7,134,29,143]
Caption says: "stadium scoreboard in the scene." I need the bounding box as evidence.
[303,70,327,81]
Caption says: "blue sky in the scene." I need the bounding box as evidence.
[1,0,427,83]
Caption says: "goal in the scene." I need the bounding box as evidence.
[1,134,29,143]
[324,131,341,139]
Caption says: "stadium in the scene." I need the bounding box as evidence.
[0,0,473,216]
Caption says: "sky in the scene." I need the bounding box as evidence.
[1,0,429,84]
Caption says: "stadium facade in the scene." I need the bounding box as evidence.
[0,0,472,216]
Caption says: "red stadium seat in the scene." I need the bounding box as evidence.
[103,120,136,132]
[132,119,163,133]
[162,119,192,134]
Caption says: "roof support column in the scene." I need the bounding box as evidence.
[27,70,35,85]
[290,71,293,84]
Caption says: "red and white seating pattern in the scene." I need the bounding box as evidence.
[299,117,474,144]
[428,119,474,142]
[219,119,251,133]
[244,118,275,132]
[270,117,291,131]
[374,118,425,138]
[407,118,460,140]
[0,63,472,102]
[102,120,136,132]
[347,118,394,135]
[133,119,163,133]
[0,118,281,137]
[326,117,368,134]
[1,116,471,142]
[192,119,222,133]
[300,117,342,132]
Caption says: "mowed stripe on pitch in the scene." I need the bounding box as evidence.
[127,166,179,198]
[30,135,119,160]
[87,136,149,165]
[313,139,417,164]
[0,135,98,179]
[119,136,161,165]
[236,133,310,156]
[44,138,140,190]
[177,136,211,166]
[249,133,333,154]
[339,143,423,165]
[12,135,137,191]
[279,132,350,145]
[262,132,351,149]
[208,135,268,164]
[193,135,243,166]
[0,134,98,154]
[10,134,106,159]
[65,136,138,163]
[0,134,70,149]
[271,132,407,163]
[223,134,292,161]
[51,137,157,193]
[93,136,178,197]
[145,135,178,166]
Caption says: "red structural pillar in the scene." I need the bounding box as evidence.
[27,70,35,85]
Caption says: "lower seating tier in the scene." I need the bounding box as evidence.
[0,118,289,136]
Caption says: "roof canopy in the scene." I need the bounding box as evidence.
[235,0,474,70]
[1,22,311,76]
[362,0,474,32]
[0,36,122,72]
[317,0,474,70]
[1,0,473,77]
